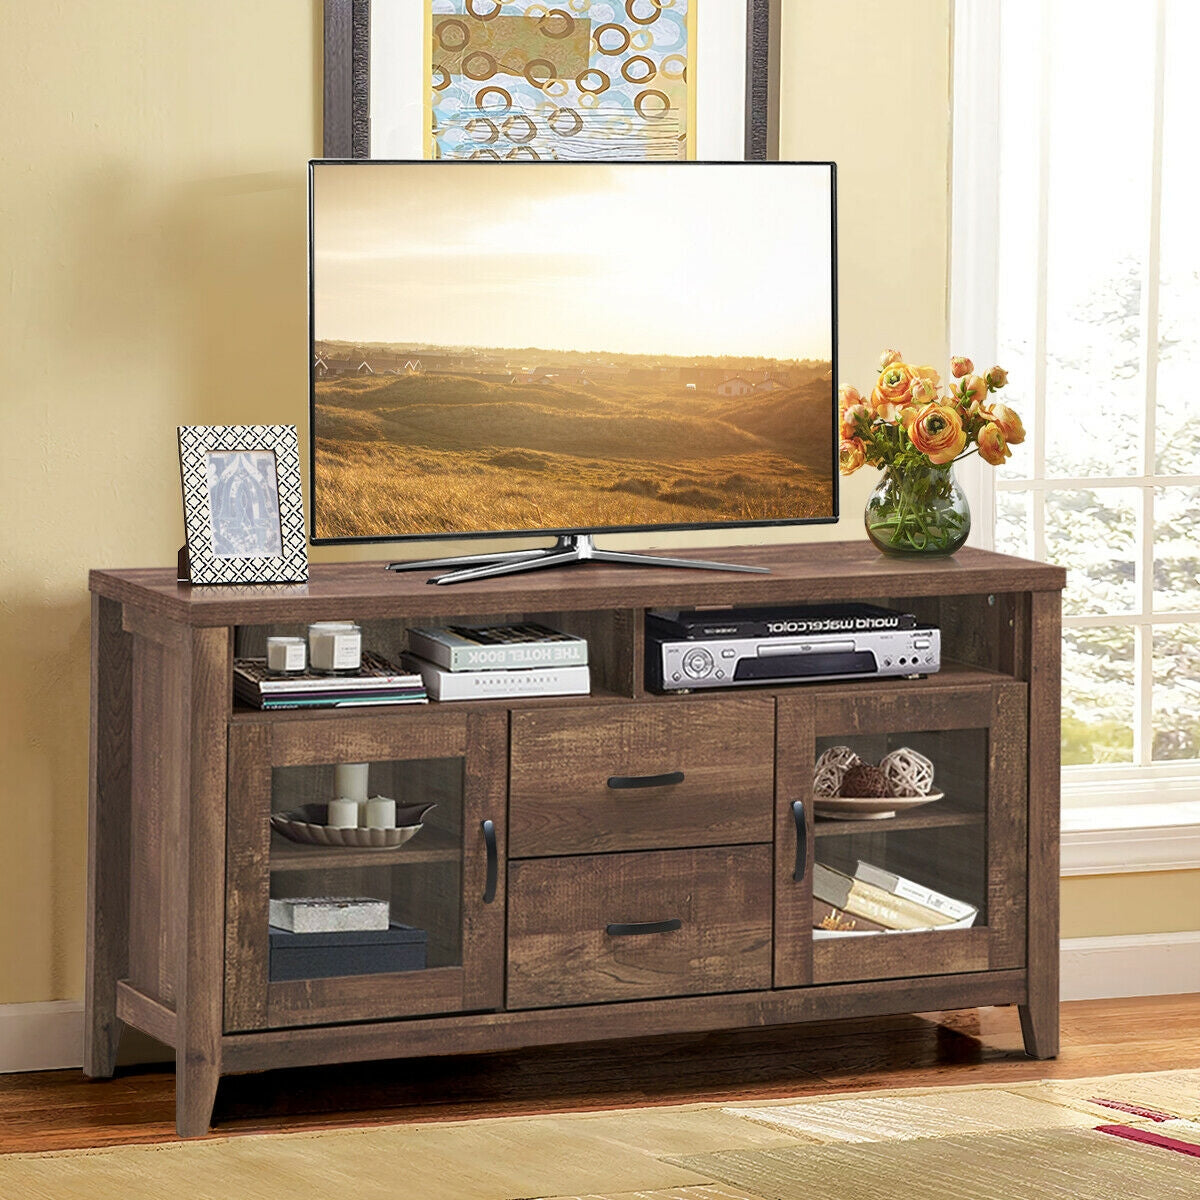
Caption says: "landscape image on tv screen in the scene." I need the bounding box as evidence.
[311,161,835,541]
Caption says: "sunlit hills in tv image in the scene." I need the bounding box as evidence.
[312,342,834,539]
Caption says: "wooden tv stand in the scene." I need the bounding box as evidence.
[86,542,1064,1137]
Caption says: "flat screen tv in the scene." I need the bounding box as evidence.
[309,160,837,581]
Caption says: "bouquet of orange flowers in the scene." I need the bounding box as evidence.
[840,350,1025,554]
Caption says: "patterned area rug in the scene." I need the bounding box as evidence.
[1,1071,1197,1200]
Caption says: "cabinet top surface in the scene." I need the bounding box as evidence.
[91,541,1064,626]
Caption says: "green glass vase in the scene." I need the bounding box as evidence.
[865,462,971,556]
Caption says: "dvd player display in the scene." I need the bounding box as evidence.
[646,605,940,692]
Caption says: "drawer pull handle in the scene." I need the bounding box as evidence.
[481,819,498,904]
[605,919,682,937]
[607,770,685,790]
[792,800,807,883]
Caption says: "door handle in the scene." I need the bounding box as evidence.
[605,918,682,936]
[481,819,497,904]
[607,770,685,790]
[792,800,807,883]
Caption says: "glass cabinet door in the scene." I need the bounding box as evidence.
[225,709,505,1032]
[775,682,1027,988]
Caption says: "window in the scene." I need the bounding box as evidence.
[952,0,1200,805]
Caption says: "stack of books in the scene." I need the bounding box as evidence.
[234,652,427,710]
[813,861,977,938]
[401,623,590,701]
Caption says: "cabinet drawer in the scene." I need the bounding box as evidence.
[508,698,775,856]
[506,845,772,1010]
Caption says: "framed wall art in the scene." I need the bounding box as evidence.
[323,0,780,162]
[177,425,309,584]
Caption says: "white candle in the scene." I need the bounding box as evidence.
[326,798,359,829]
[266,636,306,673]
[308,622,362,673]
[365,796,396,829]
[334,762,369,803]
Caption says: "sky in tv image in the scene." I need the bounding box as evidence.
[311,162,834,540]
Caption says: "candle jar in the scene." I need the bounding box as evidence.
[265,635,307,674]
[308,622,362,674]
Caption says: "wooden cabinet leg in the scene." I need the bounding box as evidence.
[1019,992,1059,1059]
[175,1053,221,1139]
[84,595,132,1079]
[172,625,231,1136]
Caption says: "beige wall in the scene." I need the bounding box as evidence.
[0,0,1185,1007]
[0,1,321,1003]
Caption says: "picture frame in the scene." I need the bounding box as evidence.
[177,425,309,585]
[323,0,780,161]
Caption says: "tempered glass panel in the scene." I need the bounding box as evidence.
[1152,624,1200,762]
[1061,627,1135,765]
[995,490,1032,560]
[1154,487,1200,611]
[813,729,989,947]
[1042,0,1154,479]
[1156,0,1200,476]
[268,757,464,981]
[1045,489,1138,617]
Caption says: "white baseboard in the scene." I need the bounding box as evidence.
[1060,931,1200,1001]
[3,940,1196,1072]
[0,1001,83,1073]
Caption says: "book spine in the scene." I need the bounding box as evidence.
[844,881,955,931]
[854,862,976,921]
[409,631,588,672]
[405,657,590,701]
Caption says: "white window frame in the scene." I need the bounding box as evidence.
[950,0,1200,840]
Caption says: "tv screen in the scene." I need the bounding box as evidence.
[309,160,837,544]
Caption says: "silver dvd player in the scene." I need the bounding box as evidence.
[649,626,941,691]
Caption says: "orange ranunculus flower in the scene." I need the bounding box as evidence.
[872,360,916,421]
[839,383,864,410]
[986,403,1025,445]
[909,403,967,464]
[840,402,870,439]
[839,437,867,475]
[985,365,1008,389]
[907,374,939,406]
[978,422,1010,466]
[958,373,989,408]
[951,356,974,379]
[878,348,903,370]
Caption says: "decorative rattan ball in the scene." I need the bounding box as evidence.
[880,747,935,797]
[813,746,862,797]
[840,763,891,798]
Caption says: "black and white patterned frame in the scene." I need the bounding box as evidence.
[178,424,309,584]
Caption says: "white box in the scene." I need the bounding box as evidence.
[268,896,389,934]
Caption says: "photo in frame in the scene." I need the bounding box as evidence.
[178,425,309,584]
[323,0,780,161]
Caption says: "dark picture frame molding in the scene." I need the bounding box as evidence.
[323,0,781,161]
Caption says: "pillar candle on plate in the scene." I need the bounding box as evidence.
[326,798,359,829]
[334,763,369,803]
[365,797,396,829]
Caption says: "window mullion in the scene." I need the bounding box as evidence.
[1136,0,1168,767]
[1031,0,1052,564]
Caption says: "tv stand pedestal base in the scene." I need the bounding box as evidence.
[387,532,771,585]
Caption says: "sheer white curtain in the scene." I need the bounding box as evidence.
[952,0,1200,806]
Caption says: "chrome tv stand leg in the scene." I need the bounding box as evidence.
[388,535,770,586]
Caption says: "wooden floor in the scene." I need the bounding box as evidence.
[1,994,1197,1154]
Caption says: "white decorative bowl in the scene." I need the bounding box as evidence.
[270,801,436,848]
